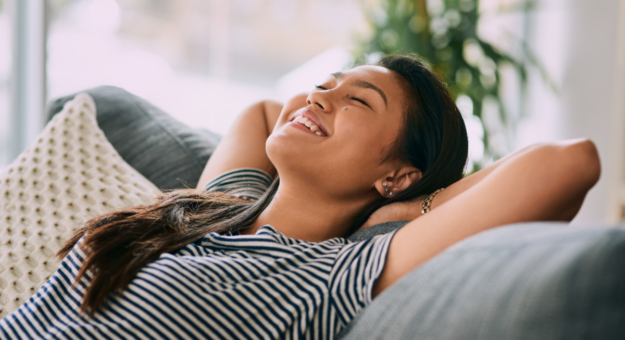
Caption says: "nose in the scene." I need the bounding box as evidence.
[306,90,333,113]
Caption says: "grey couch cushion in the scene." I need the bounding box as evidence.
[347,221,408,242]
[46,86,221,190]
[340,222,625,340]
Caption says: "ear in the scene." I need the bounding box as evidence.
[375,165,422,198]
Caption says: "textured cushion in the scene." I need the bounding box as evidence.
[45,86,222,190]
[347,221,408,242]
[0,93,161,318]
[340,222,625,340]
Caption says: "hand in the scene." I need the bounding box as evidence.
[358,197,425,231]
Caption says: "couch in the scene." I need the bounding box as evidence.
[1,86,623,339]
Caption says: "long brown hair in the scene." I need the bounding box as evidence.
[58,183,279,315]
[57,54,468,315]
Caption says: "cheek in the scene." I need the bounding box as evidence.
[323,120,395,191]
[336,119,391,166]
[266,113,399,198]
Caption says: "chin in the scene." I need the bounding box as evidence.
[266,133,324,183]
[267,133,302,172]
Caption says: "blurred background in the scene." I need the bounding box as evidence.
[0,0,623,224]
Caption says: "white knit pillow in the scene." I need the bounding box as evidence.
[0,93,161,318]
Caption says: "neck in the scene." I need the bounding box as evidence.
[246,182,372,242]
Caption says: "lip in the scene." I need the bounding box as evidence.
[289,108,329,136]
[288,121,320,136]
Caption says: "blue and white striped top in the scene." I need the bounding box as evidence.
[0,169,396,339]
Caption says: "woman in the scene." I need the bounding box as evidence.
[0,55,600,339]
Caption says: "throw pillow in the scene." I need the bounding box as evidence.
[0,93,161,318]
[45,86,222,190]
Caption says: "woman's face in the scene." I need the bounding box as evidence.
[267,65,408,201]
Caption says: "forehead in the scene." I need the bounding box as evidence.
[337,65,397,82]
[344,65,393,76]
[335,65,406,102]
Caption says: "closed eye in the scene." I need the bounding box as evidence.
[349,95,370,108]
[315,84,371,109]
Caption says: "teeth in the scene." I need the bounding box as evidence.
[294,115,324,135]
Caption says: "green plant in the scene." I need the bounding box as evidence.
[356,0,551,171]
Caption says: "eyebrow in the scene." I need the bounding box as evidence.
[331,72,388,108]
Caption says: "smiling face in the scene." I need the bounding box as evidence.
[267,65,409,201]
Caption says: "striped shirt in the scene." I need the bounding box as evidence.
[201,168,274,201]
[1,169,395,339]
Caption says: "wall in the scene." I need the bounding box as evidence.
[517,0,623,224]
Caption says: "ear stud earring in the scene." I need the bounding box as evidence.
[343,107,348,110]
[383,181,392,196]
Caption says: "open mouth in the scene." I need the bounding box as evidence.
[289,110,328,137]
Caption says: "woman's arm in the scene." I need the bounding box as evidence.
[359,143,536,229]
[373,139,601,297]
[196,100,284,189]
[360,142,586,229]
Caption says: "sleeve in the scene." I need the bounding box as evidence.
[201,168,273,201]
[329,230,397,325]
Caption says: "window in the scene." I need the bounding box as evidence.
[47,0,367,135]
[0,0,10,170]
[2,0,367,169]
